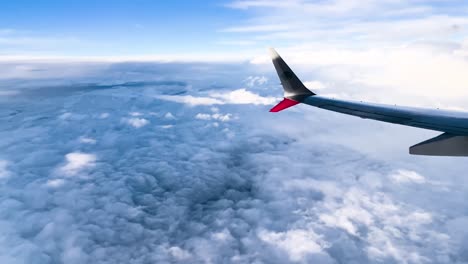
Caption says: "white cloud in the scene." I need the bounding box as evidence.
[1,59,467,264]
[129,112,143,117]
[244,76,268,88]
[212,229,234,242]
[195,113,232,122]
[157,89,277,106]
[319,189,374,236]
[79,137,96,144]
[99,113,110,119]
[222,24,290,33]
[59,112,72,120]
[249,44,468,106]
[213,113,232,122]
[164,112,175,119]
[0,160,11,179]
[210,89,277,105]
[258,229,326,262]
[225,1,467,38]
[390,170,426,184]
[226,0,298,10]
[222,1,468,107]
[195,113,211,120]
[167,246,191,261]
[156,95,224,106]
[45,179,66,188]
[59,152,96,176]
[304,81,326,91]
[123,118,149,128]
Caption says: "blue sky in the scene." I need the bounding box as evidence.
[0,0,250,56]
[2,0,467,58]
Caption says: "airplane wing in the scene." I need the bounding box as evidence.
[269,48,468,156]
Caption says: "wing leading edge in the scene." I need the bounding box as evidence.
[269,48,468,156]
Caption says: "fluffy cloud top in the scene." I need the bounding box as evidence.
[195,113,232,122]
[258,229,328,262]
[210,88,277,105]
[59,152,97,176]
[122,117,150,128]
[157,89,278,106]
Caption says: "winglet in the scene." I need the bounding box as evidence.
[269,48,314,102]
[269,47,281,60]
[270,98,300,112]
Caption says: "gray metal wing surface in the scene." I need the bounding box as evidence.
[269,48,468,156]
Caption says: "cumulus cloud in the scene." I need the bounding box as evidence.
[156,95,224,106]
[244,76,268,88]
[1,61,468,264]
[258,229,328,262]
[390,170,426,184]
[195,113,211,120]
[45,179,66,188]
[122,117,149,128]
[59,152,97,176]
[129,112,143,117]
[164,112,175,119]
[167,246,192,261]
[195,113,232,122]
[210,88,277,105]
[0,160,11,179]
[157,89,278,106]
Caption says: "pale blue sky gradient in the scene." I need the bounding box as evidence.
[0,0,249,56]
[2,0,468,59]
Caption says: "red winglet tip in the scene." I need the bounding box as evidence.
[270,98,300,112]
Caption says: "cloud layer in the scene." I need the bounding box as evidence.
[3,2,468,262]
[0,61,468,264]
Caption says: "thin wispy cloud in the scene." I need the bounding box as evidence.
[224,0,468,42]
